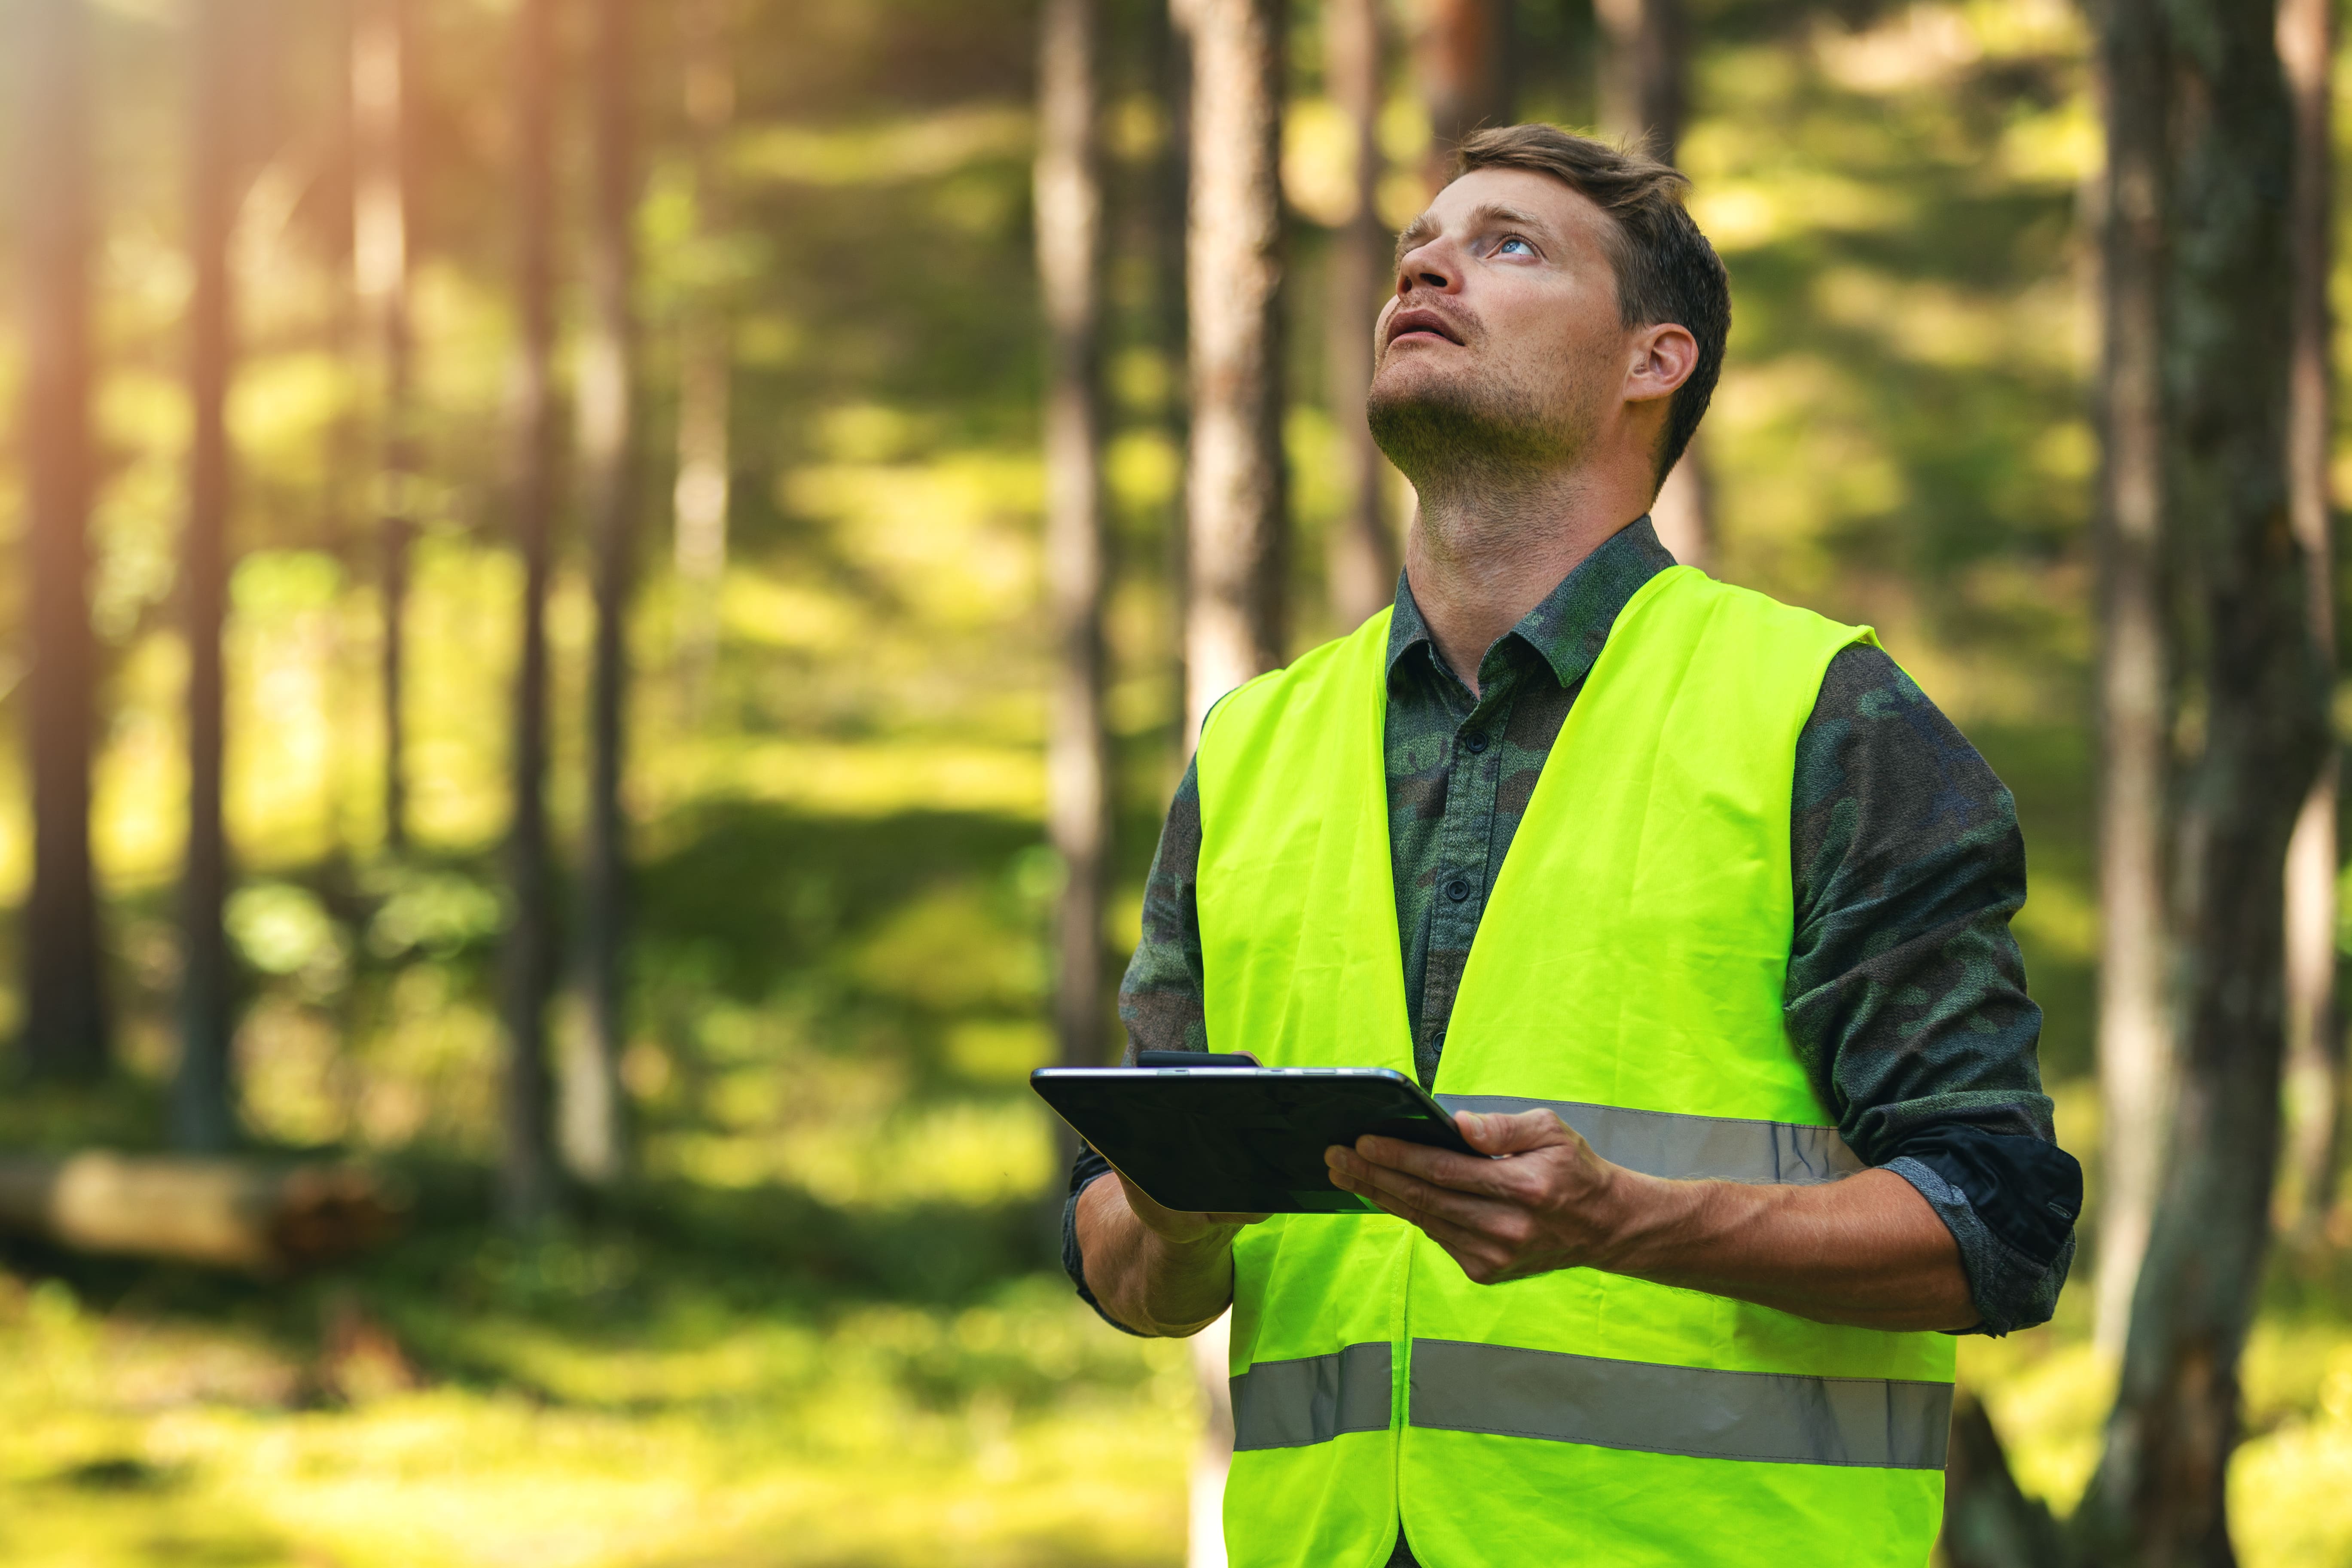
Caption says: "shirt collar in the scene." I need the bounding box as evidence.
[1385,515,1679,692]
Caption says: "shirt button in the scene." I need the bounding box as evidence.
[1444,877,1472,903]
[1461,731,1489,755]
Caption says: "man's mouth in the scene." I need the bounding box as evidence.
[1385,308,1465,348]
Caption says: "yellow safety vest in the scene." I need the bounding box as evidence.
[1194,564,1954,1568]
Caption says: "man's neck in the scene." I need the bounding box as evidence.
[1404,463,1648,696]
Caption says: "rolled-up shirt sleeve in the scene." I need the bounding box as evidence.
[1785,644,2080,1336]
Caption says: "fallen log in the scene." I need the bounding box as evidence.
[0,1153,404,1272]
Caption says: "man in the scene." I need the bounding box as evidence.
[1064,125,2079,1568]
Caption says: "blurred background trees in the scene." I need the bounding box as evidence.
[0,0,2350,1563]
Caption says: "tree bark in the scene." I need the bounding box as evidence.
[177,0,240,1153]
[1186,1309,1235,1568]
[1595,0,1711,572]
[566,0,637,1189]
[2277,0,2340,1243]
[1155,0,1191,779]
[1183,0,1287,739]
[1650,442,1712,569]
[2071,3,2323,1562]
[17,0,110,1084]
[671,0,733,718]
[499,0,562,1230]
[1412,0,1506,189]
[2089,0,2175,1359]
[1039,0,1113,1095]
[1942,1391,2069,1568]
[1594,0,1686,158]
[352,0,417,857]
[1324,0,1399,630]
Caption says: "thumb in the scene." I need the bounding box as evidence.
[1458,1107,1575,1155]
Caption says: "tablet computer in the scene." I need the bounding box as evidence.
[1031,1059,1476,1214]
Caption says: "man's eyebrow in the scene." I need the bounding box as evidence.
[1393,202,1561,268]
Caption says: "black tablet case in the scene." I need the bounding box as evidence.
[1031,1065,1474,1214]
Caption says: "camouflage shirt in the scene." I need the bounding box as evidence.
[1066,517,2080,1351]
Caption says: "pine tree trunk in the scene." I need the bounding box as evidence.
[2277,0,2340,1243]
[2072,3,2323,1561]
[1154,0,1191,776]
[352,0,416,857]
[2089,0,2175,1358]
[1183,0,1287,738]
[177,0,239,1153]
[671,0,733,717]
[498,0,562,1230]
[17,0,110,1084]
[1594,0,1686,157]
[567,0,636,1189]
[1596,0,1711,571]
[1412,0,1505,189]
[1324,0,1398,630]
[1038,0,1112,1094]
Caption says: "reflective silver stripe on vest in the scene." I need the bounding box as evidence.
[1230,1341,1394,1451]
[1409,1338,1951,1470]
[1437,1094,1864,1186]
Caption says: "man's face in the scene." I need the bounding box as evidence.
[1366,167,1632,477]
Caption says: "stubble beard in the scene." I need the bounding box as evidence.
[1365,345,1601,546]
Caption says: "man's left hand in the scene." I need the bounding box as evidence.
[1325,1109,1649,1285]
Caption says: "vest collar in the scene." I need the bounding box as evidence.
[1384,514,1679,694]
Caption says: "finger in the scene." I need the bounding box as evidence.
[1333,1165,1508,1258]
[1332,1147,1519,1233]
[1347,1133,1533,1202]
[1457,1107,1581,1156]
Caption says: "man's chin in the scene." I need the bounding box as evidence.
[1367,378,1566,478]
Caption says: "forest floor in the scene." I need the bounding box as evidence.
[0,1169,1194,1568]
[6,1196,2352,1567]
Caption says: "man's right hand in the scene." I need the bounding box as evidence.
[1075,1165,1268,1336]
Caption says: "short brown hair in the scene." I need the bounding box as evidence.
[1451,124,1730,488]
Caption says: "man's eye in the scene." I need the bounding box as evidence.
[1495,236,1534,257]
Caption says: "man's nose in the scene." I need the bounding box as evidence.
[1396,238,1458,295]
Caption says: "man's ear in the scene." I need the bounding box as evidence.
[1626,323,1698,405]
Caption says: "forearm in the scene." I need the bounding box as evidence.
[1604,1167,1977,1332]
[1072,1174,1237,1337]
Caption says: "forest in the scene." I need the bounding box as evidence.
[0,0,2346,1563]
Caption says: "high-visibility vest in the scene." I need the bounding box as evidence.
[1193,564,1956,1568]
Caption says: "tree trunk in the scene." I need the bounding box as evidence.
[1039,0,1113,1096]
[1595,0,1711,571]
[2278,0,2340,1243]
[1412,0,1506,189]
[352,0,416,857]
[1650,442,1712,568]
[2089,0,2175,1359]
[2072,4,2323,1562]
[17,0,109,1084]
[177,0,240,1154]
[567,0,637,1189]
[1594,0,1686,158]
[1187,1309,1235,1568]
[1942,1391,2068,1568]
[671,0,733,717]
[1155,0,1191,778]
[1183,0,1287,739]
[499,0,562,1231]
[1324,0,1398,630]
